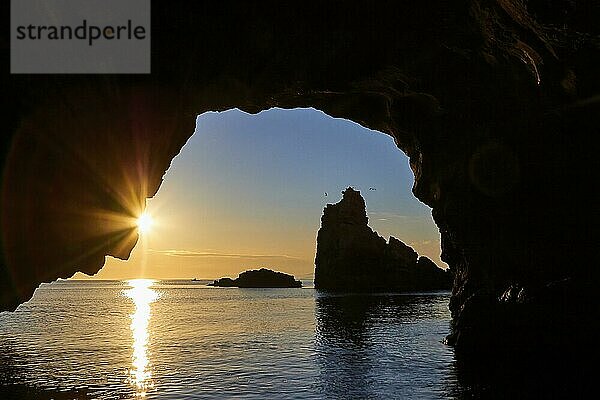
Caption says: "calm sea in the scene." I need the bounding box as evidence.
[0,280,461,399]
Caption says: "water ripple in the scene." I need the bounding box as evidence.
[0,281,456,399]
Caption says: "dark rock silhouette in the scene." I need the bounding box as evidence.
[315,188,452,291]
[209,277,236,287]
[208,268,302,288]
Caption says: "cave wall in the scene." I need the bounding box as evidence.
[2,1,599,350]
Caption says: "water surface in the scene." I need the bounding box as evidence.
[0,280,458,399]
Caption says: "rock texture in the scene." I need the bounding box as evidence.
[1,1,599,362]
[208,268,302,288]
[315,188,451,291]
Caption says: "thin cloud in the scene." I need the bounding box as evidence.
[409,240,437,246]
[370,212,436,223]
[148,249,304,261]
[370,212,410,219]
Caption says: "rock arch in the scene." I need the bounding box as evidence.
[2,1,598,353]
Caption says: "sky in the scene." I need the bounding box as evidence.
[73,108,444,280]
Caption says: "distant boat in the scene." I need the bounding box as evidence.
[191,278,198,281]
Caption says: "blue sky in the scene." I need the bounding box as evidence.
[86,108,443,279]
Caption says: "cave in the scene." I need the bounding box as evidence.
[2,0,599,377]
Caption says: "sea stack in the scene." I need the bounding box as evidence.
[314,187,452,292]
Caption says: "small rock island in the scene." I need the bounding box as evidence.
[208,268,302,288]
[315,187,452,292]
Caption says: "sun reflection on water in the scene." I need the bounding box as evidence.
[124,279,159,397]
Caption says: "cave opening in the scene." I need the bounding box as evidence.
[1,107,459,398]
[2,0,598,396]
[76,107,445,282]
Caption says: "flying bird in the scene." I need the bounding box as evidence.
[324,192,328,196]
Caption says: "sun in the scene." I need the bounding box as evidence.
[136,212,153,234]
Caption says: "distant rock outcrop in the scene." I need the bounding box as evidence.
[208,268,302,288]
[314,188,452,291]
